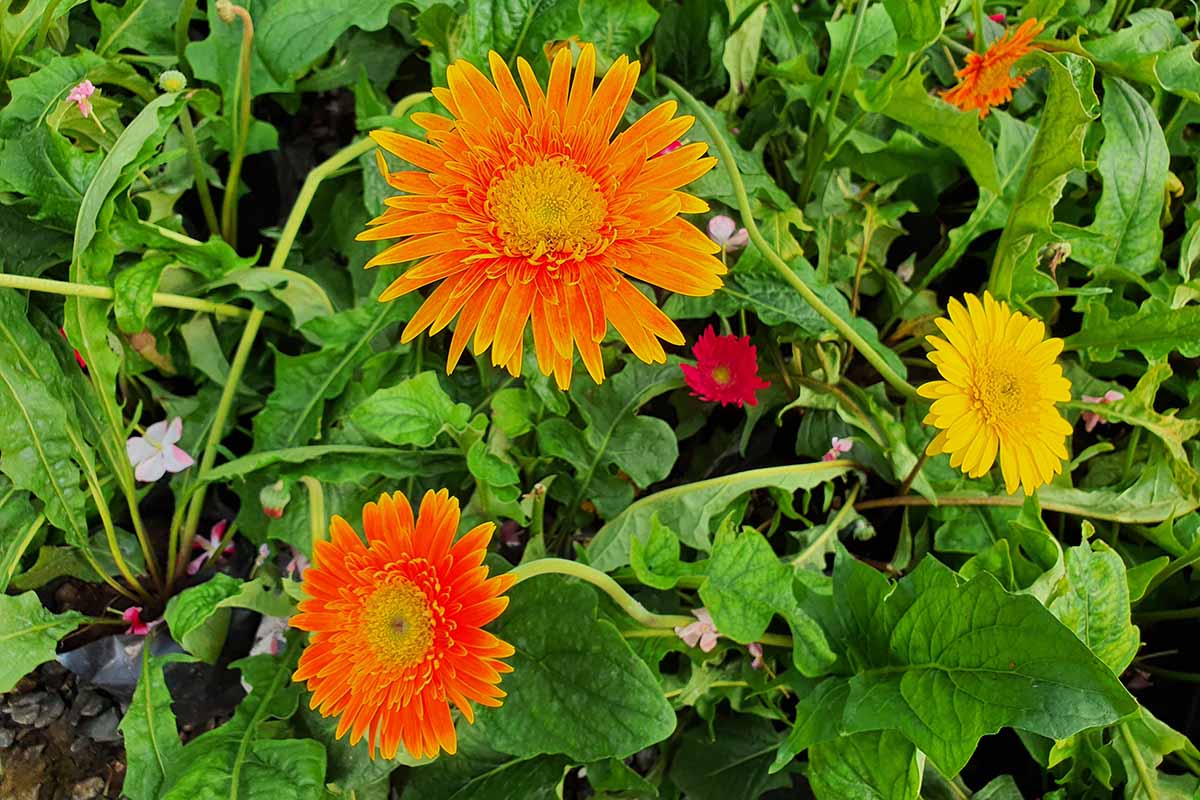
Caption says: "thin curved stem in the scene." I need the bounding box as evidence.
[793,483,861,567]
[1119,721,1161,799]
[180,104,220,238]
[508,557,695,629]
[658,75,918,400]
[172,92,431,586]
[0,272,251,318]
[218,2,255,248]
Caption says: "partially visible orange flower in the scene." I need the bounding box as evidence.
[358,43,726,389]
[943,18,1044,118]
[291,490,515,760]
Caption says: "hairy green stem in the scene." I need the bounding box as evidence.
[658,76,918,400]
[508,558,695,629]
[218,2,255,248]
[0,272,251,318]
[179,104,221,238]
[173,92,431,585]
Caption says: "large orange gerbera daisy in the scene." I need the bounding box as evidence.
[290,489,515,759]
[943,18,1044,118]
[357,43,726,388]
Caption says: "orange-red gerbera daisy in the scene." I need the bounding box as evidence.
[943,18,1044,118]
[290,489,515,760]
[358,43,726,389]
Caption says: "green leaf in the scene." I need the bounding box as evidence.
[401,723,568,800]
[1112,707,1200,800]
[807,731,922,800]
[700,526,836,676]
[0,51,105,137]
[863,65,1001,194]
[1067,299,1200,361]
[113,256,170,332]
[160,644,328,800]
[578,0,657,59]
[0,289,90,547]
[350,371,471,447]
[0,125,103,229]
[1093,360,1200,471]
[588,462,851,571]
[10,528,145,591]
[770,676,850,772]
[457,0,583,67]
[718,0,767,113]
[197,444,461,487]
[990,52,1098,301]
[119,648,184,800]
[257,0,407,81]
[832,551,1136,776]
[0,592,83,693]
[668,717,788,800]
[164,573,243,664]
[973,775,1024,800]
[0,481,40,592]
[94,0,180,57]
[186,0,294,107]
[490,387,535,438]
[215,576,297,618]
[1049,537,1140,675]
[630,515,707,590]
[475,577,676,761]
[883,0,952,57]
[295,703,428,793]
[0,1,85,82]
[1056,78,1168,275]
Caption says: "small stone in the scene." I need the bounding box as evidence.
[71,777,105,800]
[31,694,65,728]
[79,708,121,742]
[0,727,14,747]
[74,689,106,718]
[6,692,47,725]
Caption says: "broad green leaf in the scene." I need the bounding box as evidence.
[883,0,952,57]
[0,592,83,692]
[1092,360,1200,471]
[1112,707,1200,800]
[296,703,428,793]
[583,758,656,795]
[206,268,333,328]
[833,551,1136,776]
[164,573,243,663]
[770,676,849,771]
[588,462,850,571]
[578,0,657,59]
[973,775,1025,800]
[180,316,231,384]
[863,65,1001,193]
[808,730,922,800]
[490,387,535,438]
[0,125,103,228]
[11,529,145,591]
[1067,299,1200,361]
[475,578,676,761]
[1037,458,1200,524]
[0,480,40,592]
[257,0,407,80]
[668,717,788,800]
[456,0,582,67]
[0,0,86,83]
[1056,78,1167,275]
[1049,537,1140,675]
[160,645,327,799]
[113,256,170,332]
[197,444,461,487]
[94,0,179,57]
[120,648,184,800]
[654,0,728,96]
[990,52,1098,301]
[214,576,296,618]
[700,526,836,676]
[186,0,294,107]
[718,0,767,113]
[350,371,471,447]
[401,722,568,800]
[951,495,1064,602]
[0,51,105,137]
[0,289,89,547]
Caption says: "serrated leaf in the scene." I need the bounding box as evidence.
[160,644,327,799]
[832,550,1136,776]
[350,371,471,447]
[1068,299,1200,361]
[1049,537,1140,675]
[0,592,83,692]
[588,462,850,571]
[474,578,676,761]
[1055,77,1167,276]
[119,647,184,800]
[808,730,922,800]
[990,51,1098,301]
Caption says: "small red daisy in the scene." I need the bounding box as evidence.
[681,325,770,407]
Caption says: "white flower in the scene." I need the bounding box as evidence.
[707,215,750,250]
[674,608,721,652]
[126,417,194,482]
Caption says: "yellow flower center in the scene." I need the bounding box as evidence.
[361,579,433,668]
[488,158,606,260]
[970,357,1030,426]
[711,365,732,385]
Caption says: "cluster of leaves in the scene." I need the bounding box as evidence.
[3,0,1200,798]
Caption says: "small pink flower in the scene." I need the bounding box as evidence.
[989,12,1007,23]
[748,642,765,670]
[1081,390,1124,433]
[122,606,160,636]
[654,140,682,158]
[674,608,721,653]
[707,215,750,250]
[823,436,853,462]
[187,519,235,575]
[67,80,95,118]
[126,418,194,482]
[284,549,310,579]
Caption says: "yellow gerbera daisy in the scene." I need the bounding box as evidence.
[918,292,1072,494]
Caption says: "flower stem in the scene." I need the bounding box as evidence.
[508,557,695,629]
[179,103,221,239]
[971,0,987,53]
[172,92,431,587]
[0,272,251,318]
[217,2,255,248]
[175,0,198,64]
[299,476,326,548]
[1119,720,1162,800]
[658,75,919,401]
